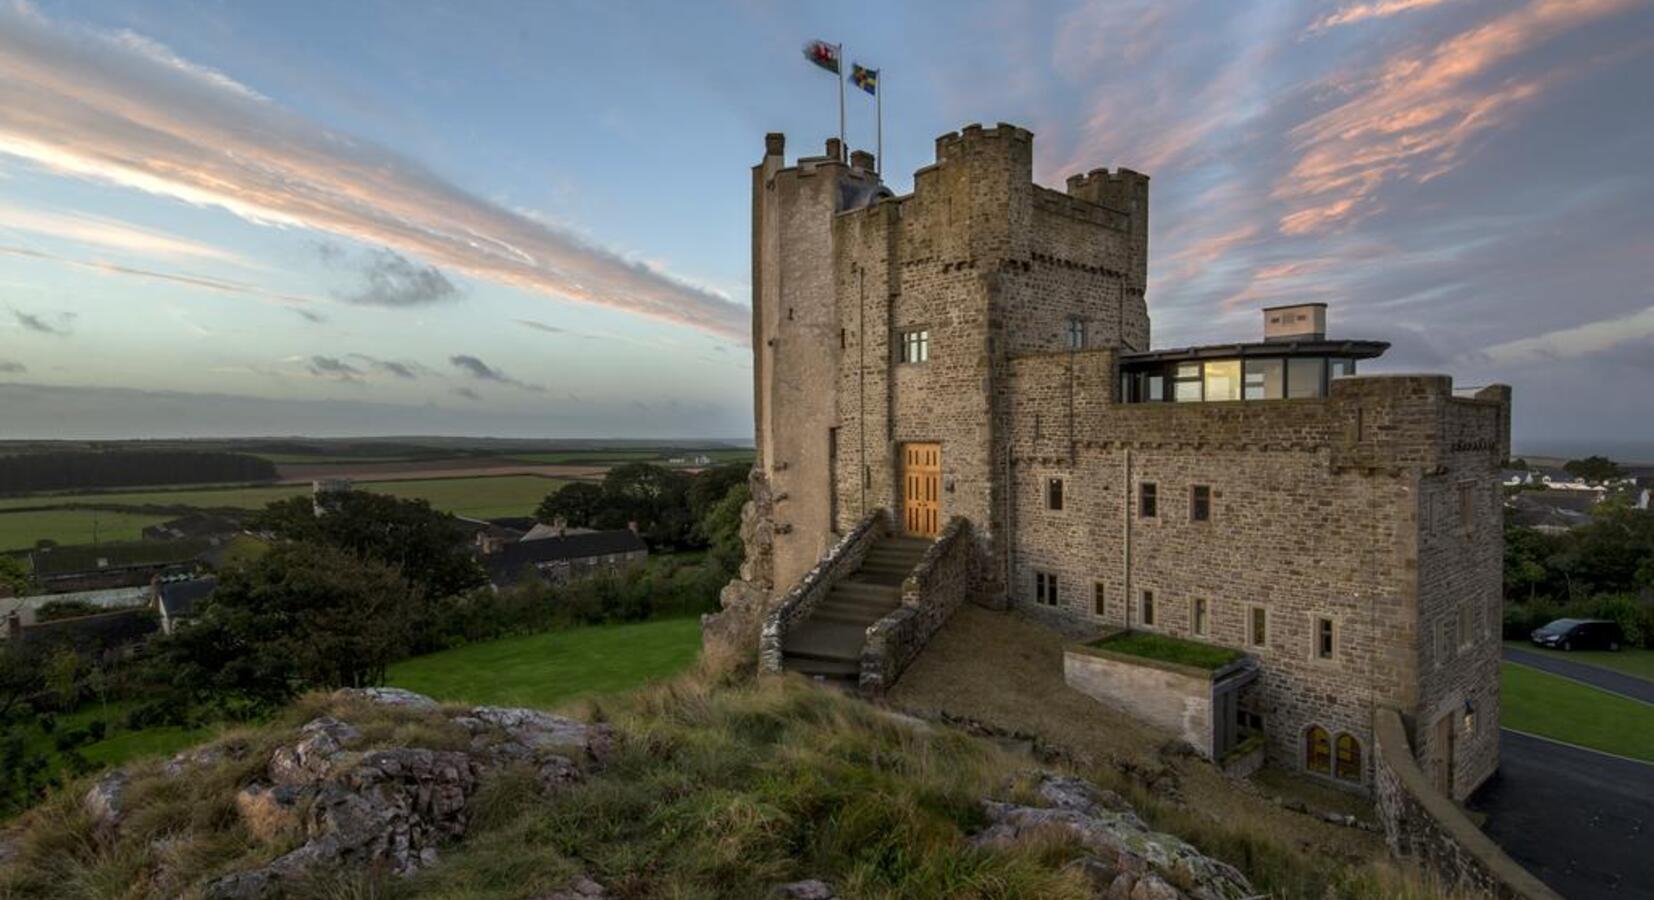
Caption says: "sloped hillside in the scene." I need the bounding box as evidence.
[0,674,1455,899]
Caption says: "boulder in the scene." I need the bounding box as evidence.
[538,874,608,899]
[338,686,441,710]
[269,717,361,785]
[974,772,1253,900]
[453,706,616,763]
[83,769,128,833]
[163,744,227,778]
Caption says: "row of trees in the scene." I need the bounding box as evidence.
[535,462,748,548]
[0,450,277,494]
[1504,496,1654,646]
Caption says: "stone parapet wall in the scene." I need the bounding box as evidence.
[1373,708,1560,900]
[758,509,887,674]
[860,517,974,695]
[1063,642,1249,758]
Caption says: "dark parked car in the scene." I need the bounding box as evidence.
[1531,618,1623,651]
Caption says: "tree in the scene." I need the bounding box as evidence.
[143,542,424,710]
[687,463,750,527]
[0,644,43,720]
[599,463,691,544]
[1564,455,1623,484]
[256,491,484,599]
[536,482,605,527]
[703,482,750,577]
[0,555,28,596]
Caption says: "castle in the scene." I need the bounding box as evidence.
[718,123,1509,801]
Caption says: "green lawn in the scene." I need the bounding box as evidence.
[386,617,703,708]
[0,509,174,551]
[1087,631,1243,670]
[1505,640,1654,682]
[1500,662,1654,761]
[14,701,212,779]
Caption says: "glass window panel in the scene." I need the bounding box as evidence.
[1329,358,1354,380]
[1173,377,1202,402]
[1203,360,1241,402]
[1175,362,1201,379]
[1146,375,1165,401]
[1287,357,1325,398]
[1243,358,1284,400]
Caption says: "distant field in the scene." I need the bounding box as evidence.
[0,475,565,549]
[507,450,666,464]
[386,617,702,708]
[0,509,173,551]
[252,453,424,465]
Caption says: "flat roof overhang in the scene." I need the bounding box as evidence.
[1119,339,1390,369]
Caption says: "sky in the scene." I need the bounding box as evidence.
[0,0,1650,450]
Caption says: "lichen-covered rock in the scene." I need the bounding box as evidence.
[537,874,608,899]
[163,744,228,778]
[453,706,616,763]
[1063,855,1122,893]
[338,686,441,710]
[269,716,361,784]
[974,772,1253,900]
[83,769,128,833]
[774,879,837,899]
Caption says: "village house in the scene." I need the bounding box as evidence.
[719,124,1510,804]
[481,527,648,590]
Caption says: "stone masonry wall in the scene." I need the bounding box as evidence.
[861,516,975,695]
[758,510,887,674]
[1374,708,1561,900]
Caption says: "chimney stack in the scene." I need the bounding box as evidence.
[1262,303,1327,342]
[850,149,875,171]
[824,137,844,162]
[764,132,785,158]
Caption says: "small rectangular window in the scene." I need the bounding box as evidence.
[1191,485,1211,522]
[1046,477,1064,511]
[1035,571,1059,607]
[1249,606,1268,647]
[1141,590,1155,627]
[1458,607,1474,649]
[1139,482,1157,518]
[1067,317,1087,350]
[899,329,930,363]
[1458,482,1474,532]
[1093,582,1106,616]
[1315,617,1335,660]
[1173,363,1202,402]
[1192,598,1208,636]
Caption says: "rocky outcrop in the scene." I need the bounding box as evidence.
[774,880,837,899]
[136,688,623,900]
[82,770,128,834]
[536,875,609,899]
[973,772,1254,900]
[701,469,775,666]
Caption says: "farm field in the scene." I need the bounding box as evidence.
[0,509,173,551]
[386,617,702,708]
[0,475,567,549]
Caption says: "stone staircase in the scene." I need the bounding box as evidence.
[781,535,932,683]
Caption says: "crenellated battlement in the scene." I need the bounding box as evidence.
[934,122,1034,162]
[1065,167,1150,217]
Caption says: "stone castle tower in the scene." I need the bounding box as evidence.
[711,122,1510,810]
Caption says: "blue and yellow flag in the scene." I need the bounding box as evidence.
[851,63,878,96]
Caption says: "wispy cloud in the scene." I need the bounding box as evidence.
[1306,0,1458,36]
[0,201,250,264]
[1477,304,1654,365]
[515,319,565,334]
[306,355,364,382]
[318,242,460,308]
[10,307,74,335]
[449,353,542,392]
[0,359,25,373]
[345,353,429,380]
[0,4,749,340]
[1275,0,1640,234]
[0,244,322,312]
[451,386,481,401]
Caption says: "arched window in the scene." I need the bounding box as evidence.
[1335,733,1362,782]
[1306,726,1332,775]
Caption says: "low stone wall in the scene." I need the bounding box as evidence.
[1064,643,1228,757]
[1372,708,1561,900]
[861,517,973,695]
[758,509,887,674]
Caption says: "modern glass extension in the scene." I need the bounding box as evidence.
[1118,340,1387,404]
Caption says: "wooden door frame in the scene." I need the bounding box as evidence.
[901,441,942,537]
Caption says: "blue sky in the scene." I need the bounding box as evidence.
[0,0,1650,450]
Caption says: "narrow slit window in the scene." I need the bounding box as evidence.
[1249,606,1268,647]
[1191,598,1208,636]
[1094,582,1106,616]
[1315,617,1334,660]
[1141,590,1155,627]
[1139,481,1158,518]
[1046,477,1065,511]
[1067,317,1087,350]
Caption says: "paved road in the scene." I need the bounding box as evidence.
[1504,646,1654,705]
[1470,729,1653,899]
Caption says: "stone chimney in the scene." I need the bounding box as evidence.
[1263,303,1327,342]
[825,137,844,162]
[850,149,875,172]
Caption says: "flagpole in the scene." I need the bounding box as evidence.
[876,72,883,177]
[837,43,847,156]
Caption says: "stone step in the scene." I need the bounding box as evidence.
[858,559,919,576]
[782,655,860,681]
[850,568,908,587]
[811,604,893,627]
[829,580,902,601]
[864,545,928,562]
[820,590,899,612]
[781,621,867,663]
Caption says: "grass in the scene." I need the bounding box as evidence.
[1088,630,1243,671]
[0,509,173,551]
[1505,639,1654,682]
[506,450,666,464]
[386,617,703,708]
[1500,662,1654,761]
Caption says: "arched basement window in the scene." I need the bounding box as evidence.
[1335,733,1362,782]
[1306,726,1332,775]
